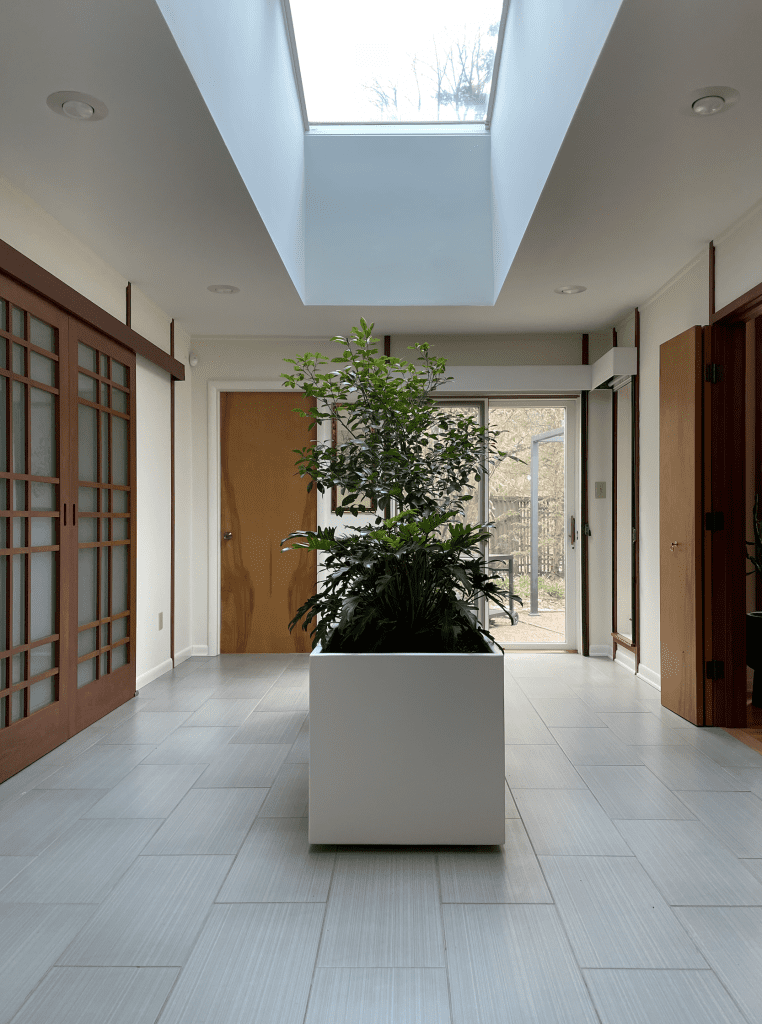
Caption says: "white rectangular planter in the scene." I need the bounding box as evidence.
[309,643,505,845]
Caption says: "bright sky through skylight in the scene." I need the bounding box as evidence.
[288,0,505,123]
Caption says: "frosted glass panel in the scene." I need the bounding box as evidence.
[0,659,6,689]
[0,556,5,650]
[0,519,6,549]
[100,353,108,377]
[29,643,55,677]
[112,489,128,513]
[30,387,56,477]
[12,553,25,646]
[11,689,23,722]
[112,415,128,485]
[31,482,55,510]
[111,643,128,670]
[12,344,24,375]
[100,412,109,483]
[30,677,55,712]
[0,377,7,472]
[77,657,96,688]
[78,546,97,626]
[78,516,96,543]
[78,342,96,372]
[30,551,55,641]
[30,518,55,547]
[13,381,26,473]
[100,382,109,407]
[13,481,26,510]
[0,301,5,331]
[112,388,127,414]
[30,352,55,387]
[78,486,97,512]
[112,517,128,541]
[0,695,6,727]
[112,544,128,616]
[30,316,55,352]
[112,615,128,642]
[12,516,24,548]
[615,383,634,641]
[78,373,97,402]
[79,405,97,482]
[78,628,96,657]
[11,308,24,338]
[101,547,109,618]
[112,360,127,387]
[12,652,24,683]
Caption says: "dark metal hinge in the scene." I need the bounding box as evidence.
[705,511,725,532]
[706,660,725,679]
[705,364,723,384]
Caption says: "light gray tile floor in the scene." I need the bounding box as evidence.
[0,652,760,1023]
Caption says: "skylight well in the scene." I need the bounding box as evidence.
[285,0,507,126]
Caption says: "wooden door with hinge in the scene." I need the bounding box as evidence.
[659,326,704,724]
[220,392,316,653]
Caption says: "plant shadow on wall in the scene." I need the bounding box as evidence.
[281,319,522,654]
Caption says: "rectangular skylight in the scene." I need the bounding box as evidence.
[286,0,507,126]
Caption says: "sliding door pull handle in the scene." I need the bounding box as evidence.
[73,504,76,527]
[63,504,66,527]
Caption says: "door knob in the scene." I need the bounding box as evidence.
[223,532,232,540]
[670,541,678,552]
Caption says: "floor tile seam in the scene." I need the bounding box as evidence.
[432,831,457,1024]
[301,844,337,1024]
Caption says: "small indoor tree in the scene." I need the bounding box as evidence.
[281,319,520,653]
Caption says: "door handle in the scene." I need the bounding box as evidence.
[569,515,576,549]
[670,541,678,552]
[223,532,232,541]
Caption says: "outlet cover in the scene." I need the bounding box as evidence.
[594,481,606,499]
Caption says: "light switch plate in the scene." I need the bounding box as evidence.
[595,481,606,499]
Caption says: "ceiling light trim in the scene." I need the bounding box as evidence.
[46,91,108,122]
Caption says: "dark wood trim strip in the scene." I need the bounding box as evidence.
[383,335,391,358]
[612,327,617,348]
[633,309,641,672]
[712,277,762,326]
[125,282,131,329]
[581,333,589,366]
[709,240,715,322]
[756,315,762,611]
[580,390,590,656]
[170,320,175,664]
[0,238,185,381]
[612,387,618,657]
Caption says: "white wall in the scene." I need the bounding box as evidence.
[587,390,613,655]
[305,133,493,306]
[0,174,189,687]
[391,333,583,365]
[154,0,306,298]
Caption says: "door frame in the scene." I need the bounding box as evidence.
[206,379,291,657]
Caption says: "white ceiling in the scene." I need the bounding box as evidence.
[1,0,761,338]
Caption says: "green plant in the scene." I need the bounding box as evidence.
[281,319,522,652]
[747,493,762,577]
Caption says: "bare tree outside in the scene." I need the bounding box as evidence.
[365,23,499,122]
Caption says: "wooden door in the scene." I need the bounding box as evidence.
[70,320,137,732]
[659,327,704,723]
[220,392,316,653]
[0,276,72,780]
[0,277,137,783]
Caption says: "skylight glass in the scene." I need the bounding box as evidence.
[287,0,506,124]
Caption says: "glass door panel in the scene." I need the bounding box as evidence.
[488,402,572,648]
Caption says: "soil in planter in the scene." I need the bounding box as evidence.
[325,624,494,654]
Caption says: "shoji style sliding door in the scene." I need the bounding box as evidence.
[0,275,136,782]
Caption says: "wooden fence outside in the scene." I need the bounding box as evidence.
[489,495,565,577]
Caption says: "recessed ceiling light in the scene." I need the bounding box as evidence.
[687,86,739,117]
[46,91,108,122]
[692,95,725,116]
[554,285,586,295]
[207,285,240,295]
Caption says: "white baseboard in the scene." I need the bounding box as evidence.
[137,658,174,689]
[173,646,193,667]
[637,663,661,691]
[615,648,637,673]
[589,645,613,658]
[192,644,210,657]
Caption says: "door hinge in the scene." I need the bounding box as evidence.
[583,523,592,537]
[705,510,725,532]
[705,363,723,384]
[632,527,637,545]
[706,660,725,679]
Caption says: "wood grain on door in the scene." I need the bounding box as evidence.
[220,392,316,653]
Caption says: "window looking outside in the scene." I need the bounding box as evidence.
[287,0,506,124]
